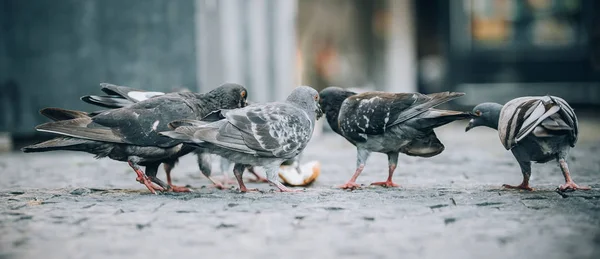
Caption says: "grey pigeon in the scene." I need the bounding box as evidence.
[319,87,471,189]
[465,96,590,191]
[81,83,229,189]
[160,86,323,192]
[84,84,296,187]
[22,83,248,193]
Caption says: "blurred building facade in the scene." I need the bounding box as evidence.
[0,0,598,135]
[416,0,600,106]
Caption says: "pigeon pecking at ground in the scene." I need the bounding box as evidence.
[81,83,232,189]
[465,96,591,191]
[22,83,248,193]
[160,86,323,192]
[319,86,472,189]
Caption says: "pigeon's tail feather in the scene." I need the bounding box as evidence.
[422,92,465,109]
[390,92,465,126]
[81,95,134,109]
[21,137,112,158]
[35,118,124,143]
[415,109,472,129]
[40,108,90,122]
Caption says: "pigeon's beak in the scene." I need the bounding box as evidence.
[465,119,475,132]
[315,102,324,120]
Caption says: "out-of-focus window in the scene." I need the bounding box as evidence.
[468,0,585,49]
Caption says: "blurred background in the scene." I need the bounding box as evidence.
[1,0,599,148]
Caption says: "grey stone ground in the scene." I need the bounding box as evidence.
[1,120,599,259]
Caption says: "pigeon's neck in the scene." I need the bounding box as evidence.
[190,92,221,118]
[483,104,502,130]
[286,97,316,120]
[323,99,346,136]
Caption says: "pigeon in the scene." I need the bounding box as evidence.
[160,86,323,192]
[83,84,296,187]
[22,83,248,193]
[319,86,471,189]
[81,83,229,189]
[465,96,591,191]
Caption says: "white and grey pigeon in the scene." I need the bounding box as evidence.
[465,96,591,191]
[22,83,248,194]
[319,87,471,189]
[160,86,323,192]
[81,83,231,189]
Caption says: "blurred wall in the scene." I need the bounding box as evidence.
[0,0,197,134]
[195,0,297,103]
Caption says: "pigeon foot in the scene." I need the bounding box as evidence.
[502,183,534,191]
[136,176,165,194]
[247,168,269,183]
[270,181,302,192]
[169,185,192,192]
[370,181,400,188]
[248,177,269,183]
[239,186,259,192]
[205,176,227,190]
[558,181,591,192]
[338,182,361,190]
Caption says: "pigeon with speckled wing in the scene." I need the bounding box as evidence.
[22,83,248,194]
[319,87,471,189]
[161,86,322,192]
[466,96,590,192]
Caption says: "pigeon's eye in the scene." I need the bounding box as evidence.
[475,110,482,116]
[314,94,319,101]
[241,91,246,98]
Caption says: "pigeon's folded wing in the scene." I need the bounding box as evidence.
[499,96,578,149]
[100,83,165,103]
[90,95,198,147]
[81,83,165,108]
[338,91,464,142]
[207,104,313,157]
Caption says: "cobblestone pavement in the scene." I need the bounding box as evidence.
[1,120,599,259]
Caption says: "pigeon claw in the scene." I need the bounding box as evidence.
[370,181,400,188]
[558,182,591,192]
[502,183,534,191]
[338,182,361,190]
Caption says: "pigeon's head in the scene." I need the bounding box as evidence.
[466,102,503,132]
[286,86,323,120]
[209,83,249,109]
[318,87,356,121]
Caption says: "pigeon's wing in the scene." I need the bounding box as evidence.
[90,95,198,147]
[338,91,464,142]
[499,96,577,149]
[80,95,135,109]
[548,96,578,146]
[81,83,165,109]
[100,83,165,102]
[191,104,312,157]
